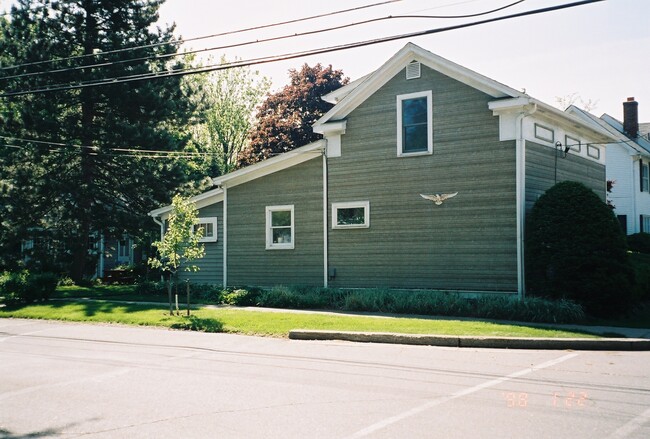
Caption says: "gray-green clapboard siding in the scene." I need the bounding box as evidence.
[327,64,518,291]
[227,157,324,286]
[525,141,606,212]
[178,202,224,285]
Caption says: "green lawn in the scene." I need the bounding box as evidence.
[0,300,601,338]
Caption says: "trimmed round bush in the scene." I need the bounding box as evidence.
[525,181,634,317]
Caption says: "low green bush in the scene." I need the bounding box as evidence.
[250,286,585,324]
[221,287,262,306]
[0,270,58,305]
[629,253,650,302]
[628,233,650,254]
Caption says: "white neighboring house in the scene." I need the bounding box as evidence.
[567,97,650,234]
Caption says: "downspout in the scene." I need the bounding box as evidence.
[152,216,164,282]
[222,185,228,287]
[632,155,639,233]
[322,148,328,288]
[515,102,537,301]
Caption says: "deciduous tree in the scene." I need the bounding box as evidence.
[238,63,347,167]
[148,195,205,315]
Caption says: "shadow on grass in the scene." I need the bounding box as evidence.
[170,315,224,332]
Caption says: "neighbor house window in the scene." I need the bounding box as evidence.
[643,215,650,233]
[332,201,370,229]
[266,205,294,250]
[642,162,649,192]
[193,217,218,242]
[397,90,432,156]
[117,237,131,262]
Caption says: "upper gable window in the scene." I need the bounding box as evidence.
[397,91,433,157]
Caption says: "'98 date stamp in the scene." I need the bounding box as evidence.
[502,391,588,408]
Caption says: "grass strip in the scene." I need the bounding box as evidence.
[0,300,600,338]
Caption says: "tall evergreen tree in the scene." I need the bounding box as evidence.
[0,0,195,280]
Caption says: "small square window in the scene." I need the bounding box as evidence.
[397,91,432,156]
[587,145,600,160]
[332,201,370,229]
[266,205,294,250]
[534,124,554,143]
[193,217,218,242]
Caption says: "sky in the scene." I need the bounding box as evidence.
[2,0,649,121]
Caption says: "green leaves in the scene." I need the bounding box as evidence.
[149,195,205,274]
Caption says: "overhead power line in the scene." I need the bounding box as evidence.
[0,0,403,72]
[0,0,605,98]
[0,0,526,83]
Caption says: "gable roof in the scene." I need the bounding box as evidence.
[601,114,650,155]
[566,105,650,156]
[316,42,613,143]
[314,43,524,130]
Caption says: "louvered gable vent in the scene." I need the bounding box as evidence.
[406,61,421,80]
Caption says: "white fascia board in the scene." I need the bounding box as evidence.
[313,120,347,135]
[321,74,372,104]
[148,188,224,219]
[212,140,325,188]
[315,42,521,127]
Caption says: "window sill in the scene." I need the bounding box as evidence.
[397,150,432,158]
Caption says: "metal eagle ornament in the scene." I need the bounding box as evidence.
[420,192,458,206]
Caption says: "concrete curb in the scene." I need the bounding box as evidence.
[288,330,650,351]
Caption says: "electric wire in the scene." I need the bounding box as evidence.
[0,1,527,82]
[0,0,404,72]
[0,0,606,98]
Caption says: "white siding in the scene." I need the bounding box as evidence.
[607,144,650,234]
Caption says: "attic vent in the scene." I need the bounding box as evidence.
[406,62,421,80]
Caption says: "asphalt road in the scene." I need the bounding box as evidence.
[1,319,649,439]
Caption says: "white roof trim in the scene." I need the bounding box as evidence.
[212,139,325,188]
[149,187,224,218]
[567,106,645,153]
[314,42,523,130]
[490,97,616,143]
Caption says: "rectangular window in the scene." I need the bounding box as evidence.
[587,144,601,160]
[642,162,649,192]
[565,135,581,152]
[117,238,131,262]
[332,201,370,229]
[266,205,294,250]
[193,217,218,242]
[534,124,554,143]
[397,90,432,156]
[644,216,650,234]
[617,215,628,234]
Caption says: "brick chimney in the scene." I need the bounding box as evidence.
[623,97,639,138]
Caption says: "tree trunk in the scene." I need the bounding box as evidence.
[71,1,97,283]
[167,273,173,315]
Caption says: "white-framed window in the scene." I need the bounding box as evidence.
[266,205,294,250]
[565,135,581,152]
[193,217,218,242]
[587,144,601,160]
[332,201,370,229]
[534,123,554,143]
[397,90,433,156]
[642,162,649,192]
[117,237,131,263]
[643,215,650,233]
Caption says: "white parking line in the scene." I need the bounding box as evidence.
[610,405,650,438]
[344,352,579,439]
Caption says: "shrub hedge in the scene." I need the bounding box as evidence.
[526,181,634,317]
[0,271,59,305]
